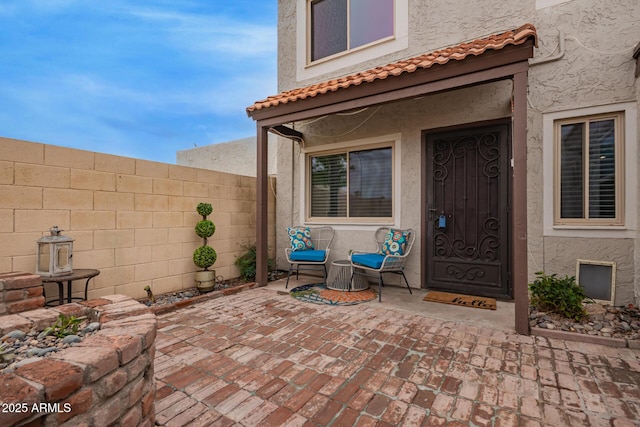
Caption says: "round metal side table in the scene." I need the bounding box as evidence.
[326,260,369,291]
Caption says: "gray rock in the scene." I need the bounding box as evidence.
[82,322,100,334]
[37,330,51,340]
[62,335,82,344]
[26,348,43,357]
[39,347,58,356]
[2,330,26,340]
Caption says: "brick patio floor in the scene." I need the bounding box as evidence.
[154,287,640,426]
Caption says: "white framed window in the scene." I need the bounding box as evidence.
[554,112,624,226]
[543,102,637,237]
[296,0,408,80]
[305,139,396,223]
[536,0,571,10]
[309,0,394,62]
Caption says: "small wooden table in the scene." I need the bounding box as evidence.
[326,260,369,291]
[41,269,100,307]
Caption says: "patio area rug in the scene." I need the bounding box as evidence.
[290,283,377,306]
[423,291,497,310]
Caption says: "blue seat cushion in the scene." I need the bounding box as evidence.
[289,250,326,262]
[352,253,385,269]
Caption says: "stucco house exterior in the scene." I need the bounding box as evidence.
[247,0,639,334]
[176,136,278,177]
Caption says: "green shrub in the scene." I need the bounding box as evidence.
[196,202,213,217]
[41,314,83,338]
[529,272,587,321]
[195,220,216,238]
[193,245,217,270]
[193,202,216,274]
[235,244,273,282]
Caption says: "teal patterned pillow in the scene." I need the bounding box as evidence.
[287,227,314,251]
[380,229,410,256]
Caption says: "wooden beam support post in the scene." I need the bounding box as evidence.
[512,71,530,335]
[256,123,269,287]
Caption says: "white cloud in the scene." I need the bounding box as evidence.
[0,1,278,163]
[111,4,277,58]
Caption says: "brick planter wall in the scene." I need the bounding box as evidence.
[0,295,156,427]
[0,272,44,315]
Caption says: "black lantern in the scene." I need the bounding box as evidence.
[36,226,74,277]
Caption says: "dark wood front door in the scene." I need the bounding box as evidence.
[425,123,512,299]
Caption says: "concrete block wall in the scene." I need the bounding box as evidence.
[0,137,276,300]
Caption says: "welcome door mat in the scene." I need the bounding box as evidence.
[423,291,497,310]
[290,283,377,306]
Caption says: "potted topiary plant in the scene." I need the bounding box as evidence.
[193,202,217,293]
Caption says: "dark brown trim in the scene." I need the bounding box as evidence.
[421,131,428,292]
[256,62,530,129]
[421,118,512,298]
[249,42,534,123]
[256,124,269,286]
[512,71,529,335]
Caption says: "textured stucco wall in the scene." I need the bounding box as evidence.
[543,237,635,304]
[176,136,278,177]
[526,0,639,305]
[275,0,640,303]
[637,56,640,304]
[276,82,513,288]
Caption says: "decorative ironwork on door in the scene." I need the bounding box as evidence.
[426,124,511,299]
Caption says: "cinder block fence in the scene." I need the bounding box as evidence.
[0,137,275,300]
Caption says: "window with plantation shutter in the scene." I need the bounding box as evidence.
[555,113,624,225]
[308,145,393,221]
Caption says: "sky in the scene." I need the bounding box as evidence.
[0,0,277,164]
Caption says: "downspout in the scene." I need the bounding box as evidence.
[529,32,565,65]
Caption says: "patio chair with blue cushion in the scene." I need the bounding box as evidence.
[285,226,334,288]
[350,227,415,302]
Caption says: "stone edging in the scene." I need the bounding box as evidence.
[148,281,262,315]
[531,326,640,349]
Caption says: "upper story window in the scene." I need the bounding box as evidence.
[296,0,407,80]
[309,0,395,62]
[554,112,624,226]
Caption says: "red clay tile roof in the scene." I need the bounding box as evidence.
[247,23,537,115]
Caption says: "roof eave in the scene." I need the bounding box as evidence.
[247,39,535,123]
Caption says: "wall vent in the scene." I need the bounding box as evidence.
[576,259,616,305]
